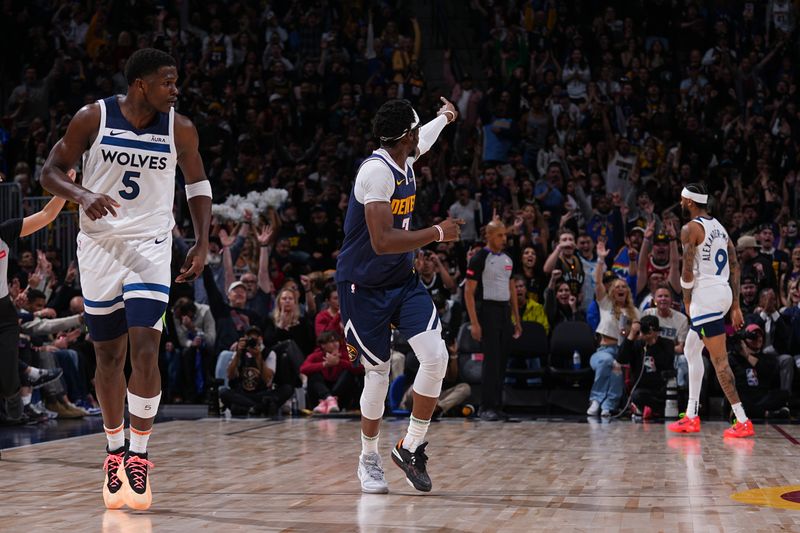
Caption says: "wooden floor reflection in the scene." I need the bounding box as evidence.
[1,417,799,532]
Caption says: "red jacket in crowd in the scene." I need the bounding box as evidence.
[300,345,359,381]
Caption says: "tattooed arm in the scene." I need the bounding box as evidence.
[727,238,744,330]
[680,223,698,311]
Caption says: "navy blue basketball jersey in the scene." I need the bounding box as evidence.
[336,152,416,288]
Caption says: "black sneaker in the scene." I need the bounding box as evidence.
[24,368,63,389]
[23,402,50,423]
[391,440,432,492]
[103,442,127,509]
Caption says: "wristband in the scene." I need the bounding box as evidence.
[680,277,694,289]
[185,180,212,199]
[433,224,444,242]
[443,110,455,123]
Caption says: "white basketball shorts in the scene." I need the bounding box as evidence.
[77,230,172,341]
[688,283,731,338]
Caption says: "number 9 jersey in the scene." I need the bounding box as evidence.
[688,215,731,335]
[691,216,730,289]
[80,96,177,239]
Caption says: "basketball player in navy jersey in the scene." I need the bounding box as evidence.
[41,49,211,509]
[337,98,462,493]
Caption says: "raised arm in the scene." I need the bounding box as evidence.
[595,240,610,301]
[637,220,655,296]
[174,114,212,283]
[666,221,681,293]
[416,98,457,157]
[256,224,275,295]
[20,170,75,237]
[542,244,561,274]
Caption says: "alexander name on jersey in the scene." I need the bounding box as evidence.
[700,227,727,261]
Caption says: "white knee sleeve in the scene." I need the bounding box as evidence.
[408,329,448,398]
[360,359,390,420]
[127,389,162,419]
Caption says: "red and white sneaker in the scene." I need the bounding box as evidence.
[667,415,701,433]
[723,419,755,438]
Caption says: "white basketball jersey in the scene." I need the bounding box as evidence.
[691,216,729,290]
[605,151,636,196]
[81,96,177,239]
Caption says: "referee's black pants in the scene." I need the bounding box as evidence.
[0,321,20,398]
[479,301,512,410]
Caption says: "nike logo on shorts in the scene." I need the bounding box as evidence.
[109,130,126,136]
[154,236,167,244]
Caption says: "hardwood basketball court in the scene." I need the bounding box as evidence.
[1,417,799,532]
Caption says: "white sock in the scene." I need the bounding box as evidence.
[20,393,32,406]
[402,415,430,453]
[732,402,748,423]
[684,330,705,419]
[686,399,699,419]
[27,367,43,380]
[104,423,125,451]
[361,432,379,454]
[129,426,152,454]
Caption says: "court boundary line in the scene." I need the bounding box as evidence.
[771,424,799,445]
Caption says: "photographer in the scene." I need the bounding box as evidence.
[617,315,676,419]
[220,327,293,416]
[728,323,789,418]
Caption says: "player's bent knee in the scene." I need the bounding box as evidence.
[360,359,390,420]
[408,329,448,398]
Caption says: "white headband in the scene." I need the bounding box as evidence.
[380,108,420,142]
[681,187,708,204]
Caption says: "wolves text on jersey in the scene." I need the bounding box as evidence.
[100,150,168,170]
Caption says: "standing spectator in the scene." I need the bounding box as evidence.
[512,274,548,334]
[314,285,343,338]
[756,224,790,283]
[562,49,590,102]
[543,229,584,297]
[750,287,794,395]
[740,275,760,315]
[738,235,778,290]
[464,218,521,421]
[416,250,455,300]
[448,186,481,244]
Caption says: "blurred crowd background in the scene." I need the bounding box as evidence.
[2,0,800,422]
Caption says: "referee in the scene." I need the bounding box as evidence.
[464,217,521,421]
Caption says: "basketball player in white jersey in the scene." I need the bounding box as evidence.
[41,49,212,509]
[668,183,754,438]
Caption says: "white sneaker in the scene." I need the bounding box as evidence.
[601,409,611,418]
[587,400,600,416]
[357,452,389,494]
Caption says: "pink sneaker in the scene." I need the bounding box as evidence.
[313,400,328,415]
[326,396,340,413]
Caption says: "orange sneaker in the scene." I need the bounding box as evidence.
[723,419,755,438]
[102,446,126,509]
[667,414,701,433]
[121,451,154,510]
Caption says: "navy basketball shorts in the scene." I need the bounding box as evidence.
[338,276,439,366]
[77,230,171,341]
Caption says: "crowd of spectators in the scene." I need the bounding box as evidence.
[2,0,800,423]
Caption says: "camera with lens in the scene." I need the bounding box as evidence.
[734,329,761,342]
[245,337,259,349]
